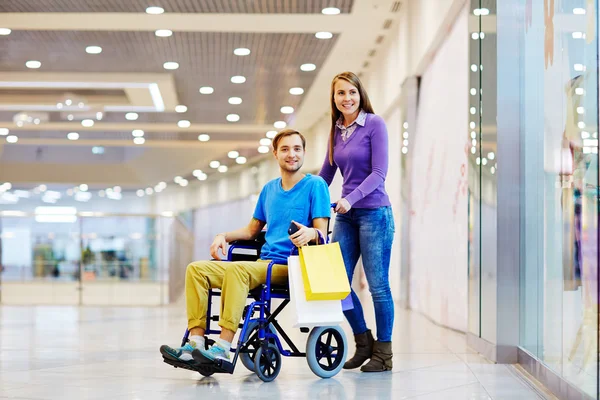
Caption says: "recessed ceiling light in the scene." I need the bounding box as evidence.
[132,129,144,137]
[258,146,270,154]
[179,180,189,187]
[231,76,246,84]
[274,121,287,129]
[315,32,333,39]
[234,48,251,56]
[6,135,18,143]
[218,165,228,173]
[300,63,316,72]
[175,105,187,113]
[174,176,183,183]
[178,120,191,128]
[26,60,41,69]
[81,119,94,127]
[266,130,277,139]
[199,86,214,94]
[0,128,8,136]
[198,134,210,142]
[79,184,89,192]
[145,187,154,195]
[155,29,173,37]
[136,189,145,197]
[86,46,102,54]
[260,138,272,146]
[228,151,239,159]
[289,87,304,95]
[67,132,79,141]
[125,112,139,121]
[197,173,208,181]
[134,137,145,145]
[573,7,586,14]
[228,97,242,105]
[322,7,340,15]
[146,6,164,14]
[236,156,247,164]
[209,161,220,168]
[227,114,240,122]
[0,28,11,35]
[280,106,294,114]
[96,112,103,120]
[163,61,179,70]
[192,169,203,177]
[92,146,104,154]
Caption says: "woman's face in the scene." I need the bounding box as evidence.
[333,79,360,119]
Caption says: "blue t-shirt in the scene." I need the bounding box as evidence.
[253,173,331,262]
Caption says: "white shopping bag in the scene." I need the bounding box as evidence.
[287,255,344,328]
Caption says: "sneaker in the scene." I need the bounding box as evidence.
[160,340,199,362]
[196,344,230,363]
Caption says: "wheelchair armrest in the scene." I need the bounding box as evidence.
[229,230,266,248]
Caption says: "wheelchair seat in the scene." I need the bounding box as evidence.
[248,283,288,301]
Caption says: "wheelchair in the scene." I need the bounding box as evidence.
[161,231,348,382]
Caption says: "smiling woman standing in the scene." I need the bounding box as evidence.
[319,71,394,373]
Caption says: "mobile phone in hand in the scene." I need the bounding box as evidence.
[288,221,300,235]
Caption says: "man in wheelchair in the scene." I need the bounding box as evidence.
[160,129,331,369]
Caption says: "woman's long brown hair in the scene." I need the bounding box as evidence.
[328,71,375,165]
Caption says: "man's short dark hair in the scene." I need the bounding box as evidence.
[272,129,306,151]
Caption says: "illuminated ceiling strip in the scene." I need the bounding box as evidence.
[148,83,165,112]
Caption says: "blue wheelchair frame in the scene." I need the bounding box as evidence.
[178,236,306,374]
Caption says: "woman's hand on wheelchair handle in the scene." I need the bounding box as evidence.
[334,198,351,214]
[289,221,316,247]
[210,234,228,261]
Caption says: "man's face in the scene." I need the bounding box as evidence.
[274,134,305,173]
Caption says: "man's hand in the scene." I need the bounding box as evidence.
[334,198,351,214]
[210,234,228,261]
[289,221,316,247]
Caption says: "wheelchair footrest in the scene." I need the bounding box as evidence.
[191,349,235,374]
[162,356,214,375]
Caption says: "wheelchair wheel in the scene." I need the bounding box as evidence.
[254,344,282,382]
[306,326,347,379]
[239,320,275,372]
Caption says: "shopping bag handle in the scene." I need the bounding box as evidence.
[289,204,335,256]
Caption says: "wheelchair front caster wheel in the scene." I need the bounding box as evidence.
[306,326,347,378]
[240,320,276,372]
[254,344,281,382]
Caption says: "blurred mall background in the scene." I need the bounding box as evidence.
[0,0,598,399]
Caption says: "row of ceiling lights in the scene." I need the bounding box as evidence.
[4,5,336,188]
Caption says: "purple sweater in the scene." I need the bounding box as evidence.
[319,113,391,209]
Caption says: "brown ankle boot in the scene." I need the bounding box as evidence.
[343,329,374,369]
[361,341,393,372]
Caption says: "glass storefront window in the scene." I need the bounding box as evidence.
[516,0,599,397]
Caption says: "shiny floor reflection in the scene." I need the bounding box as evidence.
[0,299,545,399]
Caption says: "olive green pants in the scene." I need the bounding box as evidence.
[185,259,288,332]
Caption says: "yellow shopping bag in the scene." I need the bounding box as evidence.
[299,242,351,301]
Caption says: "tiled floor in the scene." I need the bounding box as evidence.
[0,297,546,400]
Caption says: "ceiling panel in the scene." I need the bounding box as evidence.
[0,0,354,14]
[0,30,337,125]
[7,129,262,142]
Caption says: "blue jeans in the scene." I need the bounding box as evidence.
[333,206,395,342]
